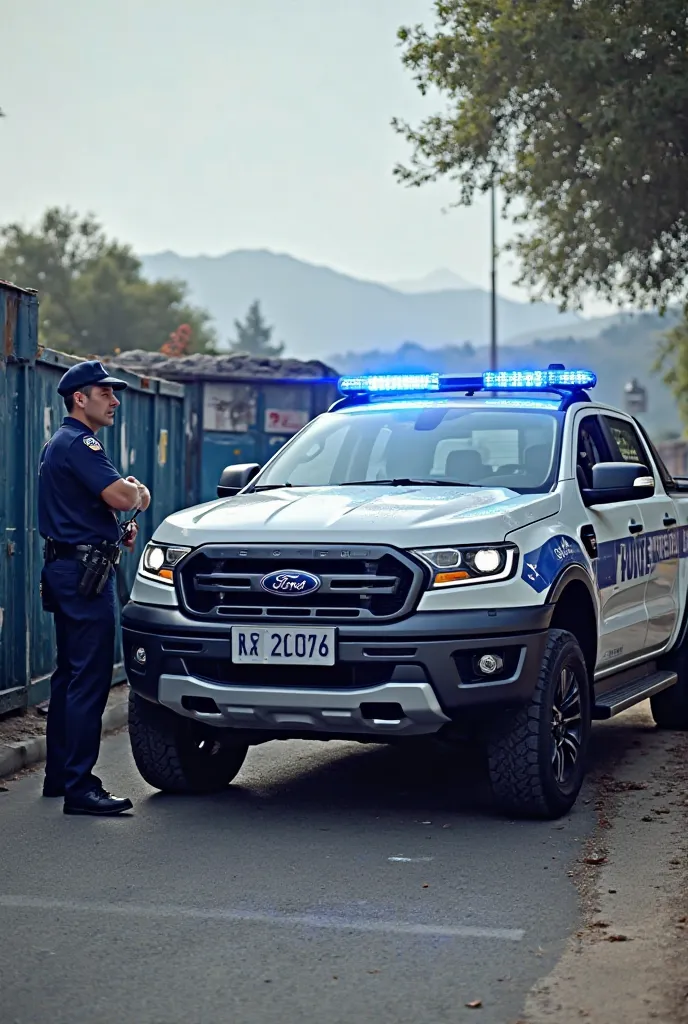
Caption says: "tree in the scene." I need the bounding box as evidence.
[393,2,688,311]
[228,300,284,356]
[0,207,217,355]
[655,321,688,427]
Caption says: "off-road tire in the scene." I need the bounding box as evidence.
[487,629,591,819]
[128,692,249,794]
[651,642,688,730]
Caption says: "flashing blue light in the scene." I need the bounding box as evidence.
[482,369,596,390]
[338,373,440,394]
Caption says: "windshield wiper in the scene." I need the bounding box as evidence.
[251,482,295,492]
[340,478,484,488]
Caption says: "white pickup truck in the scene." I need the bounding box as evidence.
[122,366,688,819]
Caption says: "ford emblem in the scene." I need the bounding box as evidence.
[260,570,322,597]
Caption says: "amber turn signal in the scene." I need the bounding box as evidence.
[434,570,470,585]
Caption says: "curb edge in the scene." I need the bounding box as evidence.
[0,699,129,781]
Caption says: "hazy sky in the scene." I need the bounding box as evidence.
[1,0,609,313]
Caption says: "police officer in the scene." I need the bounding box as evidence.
[39,360,151,816]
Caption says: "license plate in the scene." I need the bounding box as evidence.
[231,626,336,666]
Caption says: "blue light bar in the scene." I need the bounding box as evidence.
[482,369,596,389]
[338,373,440,394]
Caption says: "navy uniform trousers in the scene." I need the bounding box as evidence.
[44,559,116,797]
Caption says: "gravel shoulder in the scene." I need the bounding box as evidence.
[524,704,688,1024]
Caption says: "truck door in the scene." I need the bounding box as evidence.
[601,414,680,651]
[574,413,648,667]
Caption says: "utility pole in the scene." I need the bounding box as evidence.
[490,179,498,372]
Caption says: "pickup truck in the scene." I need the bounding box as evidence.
[122,366,688,819]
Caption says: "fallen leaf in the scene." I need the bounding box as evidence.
[465,1000,482,1009]
[583,853,607,865]
[606,934,628,942]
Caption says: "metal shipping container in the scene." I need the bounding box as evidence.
[108,351,339,504]
[0,281,187,713]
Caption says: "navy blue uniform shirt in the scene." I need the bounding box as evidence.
[39,417,122,545]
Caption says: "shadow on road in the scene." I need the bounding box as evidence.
[143,706,661,824]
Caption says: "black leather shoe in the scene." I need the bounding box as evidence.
[63,788,133,816]
[42,784,65,798]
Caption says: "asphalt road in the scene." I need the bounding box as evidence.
[0,725,613,1024]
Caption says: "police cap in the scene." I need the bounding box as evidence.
[57,360,128,398]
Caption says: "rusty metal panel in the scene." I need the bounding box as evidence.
[0,280,187,712]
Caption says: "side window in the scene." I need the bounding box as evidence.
[576,415,608,489]
[603,416,651,472]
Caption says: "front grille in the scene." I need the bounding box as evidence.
[184,656,396,690]
[177,544,426,622]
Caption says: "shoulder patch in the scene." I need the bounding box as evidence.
[83,436,102,451]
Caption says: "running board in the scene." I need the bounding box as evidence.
[593,671,678,720]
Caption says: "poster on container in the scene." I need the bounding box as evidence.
[203,384,257,432]
[264,408,310,434]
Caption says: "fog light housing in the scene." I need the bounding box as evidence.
[477,653,503,676]
[134,647,147,665]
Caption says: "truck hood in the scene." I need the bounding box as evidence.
[154,485,560,548]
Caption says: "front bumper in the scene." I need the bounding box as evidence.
[122,602,553,738]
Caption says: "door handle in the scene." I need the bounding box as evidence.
[628,520,643,535]
[663,514,677,527]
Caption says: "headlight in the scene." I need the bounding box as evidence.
[412,545,517,588]
[140,543,191,584]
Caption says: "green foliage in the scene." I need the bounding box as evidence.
[655,318,688,431]
[0,208,217,355]
[394,0,688,310]
[228,299,285,356]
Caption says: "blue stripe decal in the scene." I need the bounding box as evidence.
[522,526,685,594]
[522,536,588,594]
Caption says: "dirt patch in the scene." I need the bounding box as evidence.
[523,704,688,1024]
[0,684,129,746]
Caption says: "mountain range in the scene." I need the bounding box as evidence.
[140,248,684,436]
[141,249,583,359]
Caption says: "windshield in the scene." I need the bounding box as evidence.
[254,402,563,494]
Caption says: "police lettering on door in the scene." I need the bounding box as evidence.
[596,526,688,589]
[617,529,680,583]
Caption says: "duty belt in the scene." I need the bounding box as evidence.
[44,539,122,566]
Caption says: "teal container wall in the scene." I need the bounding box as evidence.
[0,282,186,713]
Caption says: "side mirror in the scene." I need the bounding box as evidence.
[217,463,261,498]
[582,462,655,506]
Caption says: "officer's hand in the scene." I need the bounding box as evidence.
[123,522,139,550]
[126,476,151,511]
